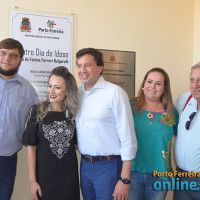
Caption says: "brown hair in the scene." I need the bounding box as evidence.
[131,67,174,122]
[76,48,104,75]
[0,38,24,58]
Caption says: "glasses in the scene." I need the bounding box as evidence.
[185,112,196,130]
[0,50,20,60]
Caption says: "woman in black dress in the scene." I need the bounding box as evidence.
[22,66,80,200]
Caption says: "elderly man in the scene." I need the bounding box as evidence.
[0,38,39,199]
[75,48,137,200]
[174,62,200,199]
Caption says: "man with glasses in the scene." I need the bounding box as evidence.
[0,38,39,200]
[174,62,200,199]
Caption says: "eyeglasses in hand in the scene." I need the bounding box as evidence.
[185,112,196,130]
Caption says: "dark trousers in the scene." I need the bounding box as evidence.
[0,153,17,200]
[80,157,122,200]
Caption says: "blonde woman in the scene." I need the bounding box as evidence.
[22,66,80,200]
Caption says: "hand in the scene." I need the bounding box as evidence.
[30,180,42,200]
[112,180,130,200]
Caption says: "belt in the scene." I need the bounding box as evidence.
[81,154,121,162]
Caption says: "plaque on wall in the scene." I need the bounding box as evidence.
[98,49,135,98]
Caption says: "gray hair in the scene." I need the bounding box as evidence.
[191,62,200,71]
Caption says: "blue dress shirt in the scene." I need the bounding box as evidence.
[76,76,137,161]
[0,73,39,156]
[175,92,200,172]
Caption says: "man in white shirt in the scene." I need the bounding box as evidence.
[75,48,137,200]
[174,62,200,199]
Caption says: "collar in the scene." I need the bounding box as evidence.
[0,73,23,85]
[81,76,106,94]
[187,95,199,111]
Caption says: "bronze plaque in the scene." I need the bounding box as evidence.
[98,49,135,98]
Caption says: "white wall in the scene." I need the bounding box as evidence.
[194,0,200,63]
[0,0,195,199]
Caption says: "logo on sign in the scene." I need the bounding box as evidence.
[20,17,31,32]
[47,20,56,28]
[110,55,115,61]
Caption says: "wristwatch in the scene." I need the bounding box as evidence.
[119,177,131,184]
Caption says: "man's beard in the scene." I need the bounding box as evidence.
[0,62,21,76]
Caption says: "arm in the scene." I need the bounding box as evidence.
[113,160,133,200]
[27,146,42,200]
[112,89,137,199]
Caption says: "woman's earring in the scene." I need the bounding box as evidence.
[48,103,51,112]
[65,109,69,118]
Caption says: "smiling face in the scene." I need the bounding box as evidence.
[190,68,200,104]
[0,48,22,80]
[76,54,103,91]
[143,72,165,102]
[48,75,67,110]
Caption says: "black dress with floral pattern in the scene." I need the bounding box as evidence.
[22,105,80,200]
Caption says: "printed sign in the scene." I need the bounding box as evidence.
[11,11,73,100]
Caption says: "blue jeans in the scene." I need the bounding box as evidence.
[80,156,122,200]
[174,176,200,200]
[0,153,17,200]
[128,170,167,200]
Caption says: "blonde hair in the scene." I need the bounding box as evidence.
[131,67,174,122]
[36,66,78,123]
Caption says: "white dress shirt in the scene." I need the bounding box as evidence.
[175,92,200,172]
[76,76,137,161]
